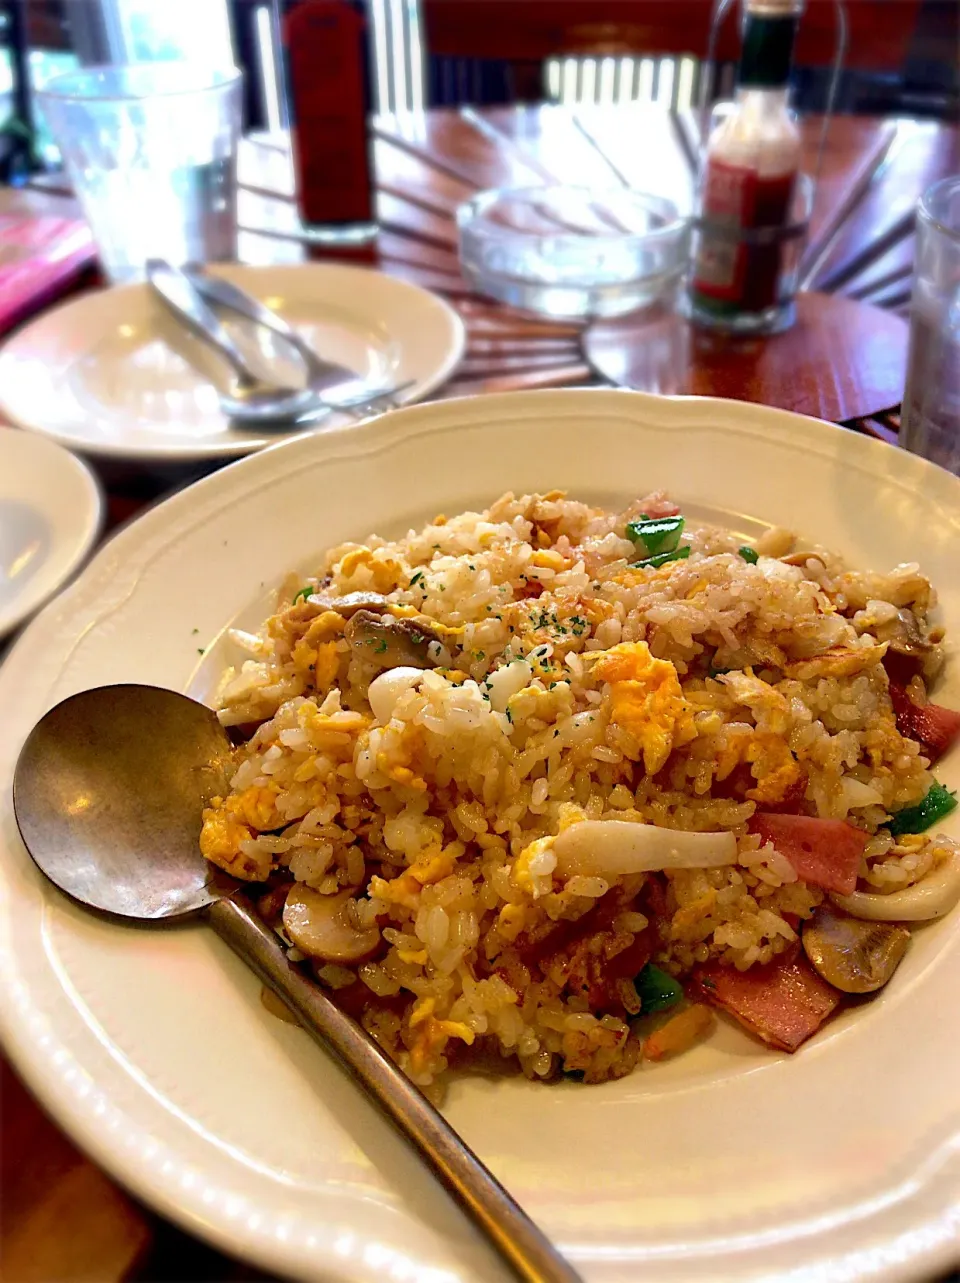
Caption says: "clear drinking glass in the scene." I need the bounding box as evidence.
[36,63,243,284]
[901,176,960,475]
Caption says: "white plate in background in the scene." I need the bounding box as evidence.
[0,263,465,464]
[0,390,958,1283]
[0,426,101,637]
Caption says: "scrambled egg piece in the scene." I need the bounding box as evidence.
[314,641,341,689]
[227,784,281,831]
[717,669,791,735]
[386,604,465,638]
[530,548,569,572]
[407,997,475,1073]
[375,745,428,791]
[593,642,697,775]
[336,547,403,593]
[299,704,369,753]
[199,800,269,881]
[712,724,803,804]
[292,637,341,690]
[497,902,530,942]
[369,843,462,909]
[743,732,803,804]
[786,643,887,681]
[512,835,556,896]
[303,610,346,645]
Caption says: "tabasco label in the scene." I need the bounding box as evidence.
[691,158,796,313]
[285,1,374,229]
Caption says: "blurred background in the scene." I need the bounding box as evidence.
[1,0,957,184]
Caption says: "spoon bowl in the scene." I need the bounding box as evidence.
[13,685,233,919]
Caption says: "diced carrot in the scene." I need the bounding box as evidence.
[643,1003,714,1061]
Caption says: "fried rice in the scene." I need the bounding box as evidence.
[200,490,960,1086]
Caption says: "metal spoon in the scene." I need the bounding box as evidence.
[12,684,580,1283]
[147,260,321,424]
[181,269,363,393]
[146,262,405,426]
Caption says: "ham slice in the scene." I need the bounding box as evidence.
[749,813,866,895]
[889,683,960,763]
[637,494,681,518]
[693,947,840,1052]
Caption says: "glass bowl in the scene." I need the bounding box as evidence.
[456,185,689,319]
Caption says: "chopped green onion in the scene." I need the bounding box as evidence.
[409,570,425,587]
[636,963,683,1014]
[886,781,958,835]
[631,546,691,571]
[738,546,759,564]
[626,515,685,556]
[292,586,313,604]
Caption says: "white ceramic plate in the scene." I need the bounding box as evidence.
[0,426,102,638]
[1,390,958,1283]
[0,264,465,463]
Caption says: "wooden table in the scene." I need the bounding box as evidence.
[1,103,957,1283]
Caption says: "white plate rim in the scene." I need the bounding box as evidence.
[0,263,466,464]
[0,427,103,637]
[1,389,959,1283]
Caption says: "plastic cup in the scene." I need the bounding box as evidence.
[37,63,243,284]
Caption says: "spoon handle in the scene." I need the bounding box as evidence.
[146,260,259,385]
[206,894,581,1283]
[182,270,343,382]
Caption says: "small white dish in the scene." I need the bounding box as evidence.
[0,391,958,1283]
[0,263,465,464]
[0,427,101,637]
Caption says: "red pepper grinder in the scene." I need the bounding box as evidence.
[284,0,378,248]
[687,0,806,334]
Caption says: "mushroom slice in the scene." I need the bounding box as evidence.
[307,591,391,617]
[802,905,910,994]
[887,607,932,659]
[780,550,821,568]
[282,886,380,963]
[830,848,960,922]
[345,609,441,670]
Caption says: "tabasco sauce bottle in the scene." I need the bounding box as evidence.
[688,0,803,332]
[283,0,378,246]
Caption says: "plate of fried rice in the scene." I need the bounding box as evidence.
[1,389,958,1282]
